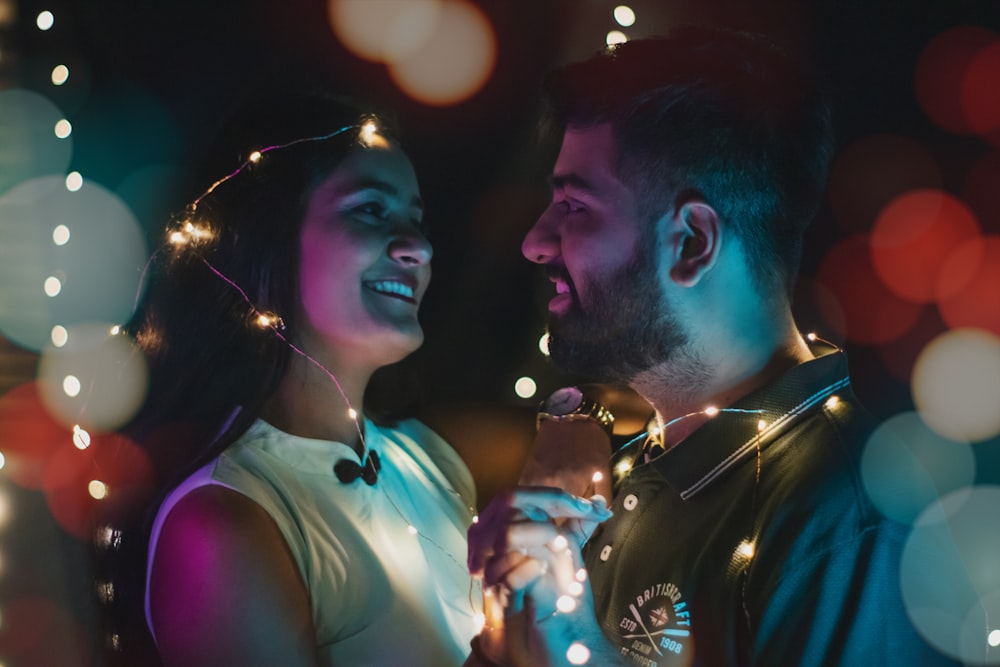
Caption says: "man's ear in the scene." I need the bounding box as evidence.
[666,201,720,287]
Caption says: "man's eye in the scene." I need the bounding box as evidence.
[356,202,387,217]
[558,200,585,214]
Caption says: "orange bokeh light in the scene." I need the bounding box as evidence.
[870,189,981,304]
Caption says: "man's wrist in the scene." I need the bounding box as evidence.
[536,386,615,437]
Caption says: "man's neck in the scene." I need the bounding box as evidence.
[631,329,813,448]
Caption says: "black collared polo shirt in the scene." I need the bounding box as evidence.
[583,347,956,666]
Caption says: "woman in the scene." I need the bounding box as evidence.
[102,95,484,666]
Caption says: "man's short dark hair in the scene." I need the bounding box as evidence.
[542,26,834,297]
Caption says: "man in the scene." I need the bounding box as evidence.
[468,27,955,666]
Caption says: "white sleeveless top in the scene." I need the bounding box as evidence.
[146,418,479,666]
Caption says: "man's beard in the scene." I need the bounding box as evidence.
[547,241,687,383]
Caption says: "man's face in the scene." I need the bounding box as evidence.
[522,123,687,382]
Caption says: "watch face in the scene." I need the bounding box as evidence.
[546,386,583,415]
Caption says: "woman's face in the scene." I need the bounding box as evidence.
[297,141,431,368]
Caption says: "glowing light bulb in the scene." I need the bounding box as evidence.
[614,458,632,475]
[51,325,68,347]
[37,11,54,30]
[737,540,755,559]
[567,581,584,596]
[52,224,70,245]
[72,425,91,450]
[360,121,382,147]
[807,332,817,341]
[606,30,628,46]
[63,375,81,397]
[551,534,569,550]
[472,514,479,524]
[705,406,719,417]
[89,480,108,500]
[539,332,550,356]
[110,325,121,335]
[347,408,358,420]
[757,419,767,431]
[44,276,62,297]
[514,376,537,399]
[556,595,578,613]
[51,64,69,85]
[54,118,72,138]
[825,396,840,410]
[591,471,604,483]
[257,314,272,328]
[169,230,186,245]
[613,5,636,27]
[567,642,591,665]
[65,171,83,191]
[575,568,588,582]
[407,524,418,535]
[248,150,262,163]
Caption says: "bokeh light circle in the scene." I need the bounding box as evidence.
[387,0,496,106]
[613,6,636,27]
[0,596,91,666]
[815,235,923,345]
[869,189,980,304]
[912,328,1000,442]
[0,382,67,489]
[860,411,975,525]
[915,25,999,135]
[936,236,1000,335]
[327,0,442,63]
[43,431,153,538]
[36,322,149,432]
[960,41,1000,136]
[0,89,73,194]
[514,376,537,399]
[826,134,943,233]
[901,486,1000,664]
[0,175,147,351]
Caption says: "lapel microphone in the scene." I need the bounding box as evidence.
[334,450,381,486]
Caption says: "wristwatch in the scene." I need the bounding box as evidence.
[536,386,615,437]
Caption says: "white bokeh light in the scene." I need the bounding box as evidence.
[607,30,628,46]
[912,328,1000,442]
[52,224,70,245]
[65,171,83,191]
[514,376,537,399]
[901,486,1000,664]
[613,5,636,27]
[51,64,69,85]
[62,374,81,397]
[36,11,54,31]
[50,325,68,347]
[38,323,149,431]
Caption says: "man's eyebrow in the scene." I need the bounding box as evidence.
[346,177,424,212]
[549,173,595,193]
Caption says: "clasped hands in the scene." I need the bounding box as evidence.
[467,486,613,667]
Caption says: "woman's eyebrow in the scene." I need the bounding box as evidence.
[344,178,424,213]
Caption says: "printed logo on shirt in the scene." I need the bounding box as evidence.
[614,581,692,667]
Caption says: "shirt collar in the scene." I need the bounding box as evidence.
[649,345,851,500]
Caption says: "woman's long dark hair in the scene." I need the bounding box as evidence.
[94,93,399,665]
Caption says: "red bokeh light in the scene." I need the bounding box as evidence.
[43,431,154,538]
[936,235,1000,336]
[961,41,1000,137]
[870,189,981,304]
[0,597,91,667]
[0,382,67,489]
[962,151,1000,233]
[915,25,999,135]
[815,235,924,345]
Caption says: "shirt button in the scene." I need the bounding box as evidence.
[600,545,613,561]
[623,494,639,511]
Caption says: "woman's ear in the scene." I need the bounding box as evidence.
[666,201,720,287]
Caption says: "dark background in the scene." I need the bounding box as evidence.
[1,0,1000,664]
